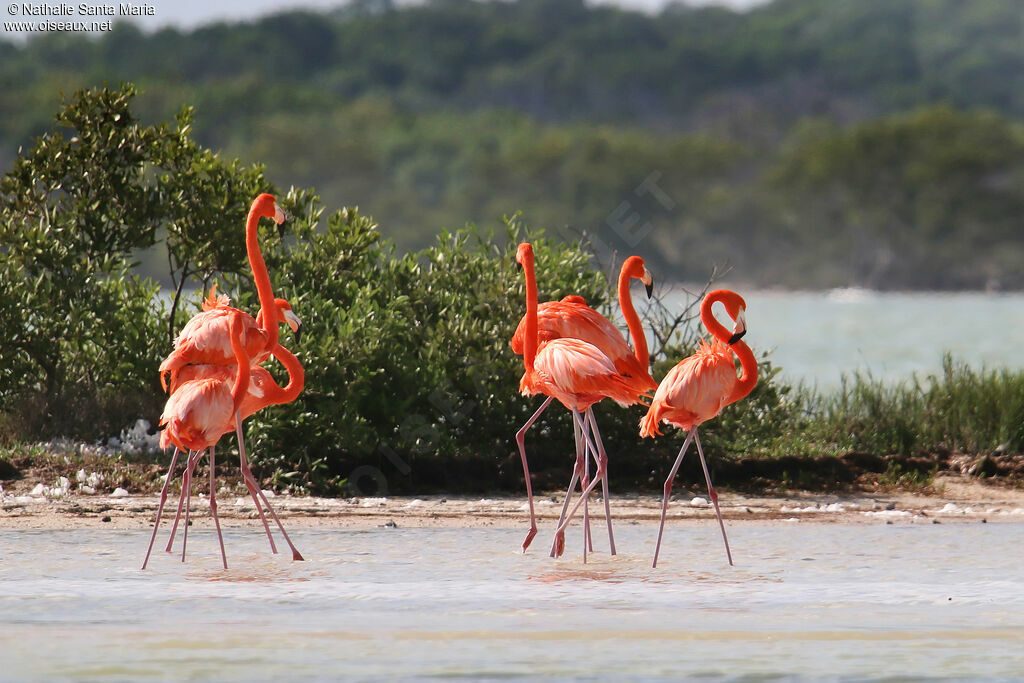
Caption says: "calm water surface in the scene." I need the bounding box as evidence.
[659,289,1024,390]
[2,524,1023,680]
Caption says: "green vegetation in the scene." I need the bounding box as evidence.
[2,0,1024,289]
[4,86,1023,495]
[4,0,1024,493]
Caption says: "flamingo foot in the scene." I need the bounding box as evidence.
[522,526,538,552]
[553,530,566,558]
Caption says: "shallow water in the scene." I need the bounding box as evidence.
[658,289,1024,390]
[2,523,1023,680]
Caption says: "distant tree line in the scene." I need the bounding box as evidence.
[1,0,1023,288]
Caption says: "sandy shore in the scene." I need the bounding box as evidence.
[1,473,1023,530]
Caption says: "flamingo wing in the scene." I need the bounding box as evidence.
[524,338,641,409]
[640,340,738,436]
[511,301,635,368]
[158,377,235,452]
[159,307,269,390]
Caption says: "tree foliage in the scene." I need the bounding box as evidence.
[2,0,1024,289]
[0,85,295,437]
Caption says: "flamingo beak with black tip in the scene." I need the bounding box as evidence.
[283,309,302,344]
[728,308,747,345]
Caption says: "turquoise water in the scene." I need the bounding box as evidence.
[657,289,1024,390]
[2,523,1023,680]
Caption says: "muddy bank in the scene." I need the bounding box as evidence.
[2,472,1024,530]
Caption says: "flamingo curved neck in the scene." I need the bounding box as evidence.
[618,266,649,370]
[700,291,758,403]
[246,202,278,350]
[729,340,758,403]
[699,291,732,346]
[263,344,305,405]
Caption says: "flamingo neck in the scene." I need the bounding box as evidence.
[246,202,278,350]
[700,291,732,345]
[729,340,758,404]
[522,253,538,374]
[229,319,250,412]
[618,266,649,369]
[700,291,758,404]
[263,344,305,405]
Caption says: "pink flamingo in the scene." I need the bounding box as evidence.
[148,314,250,569]
[144,194,304,569]
[511,254,656,553]
[639,289,758,568]
[515,243,651,560]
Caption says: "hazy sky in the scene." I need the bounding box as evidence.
[4,0,771,38]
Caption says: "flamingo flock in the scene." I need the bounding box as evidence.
[141,194,755,571]
[514,243,758,567]
[144,194,305,570]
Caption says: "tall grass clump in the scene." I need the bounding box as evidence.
[810,355,1024,457]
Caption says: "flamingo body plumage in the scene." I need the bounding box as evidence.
[511,298,656,392]
[158,377,243,453]
[523,337,642,412]
[640,338,742,436]
[159,289,300,391]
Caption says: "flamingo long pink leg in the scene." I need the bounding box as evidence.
[166,448,201,554]
[550,409,603,558]
[208,446,228,569]
[551,416,584,558]
[653,430,695,568]
[179,448,203,561]
[549,428,607,559]
[585,407,616,556]
[581,414,592,560]
[141,447,183,570]
[693,430,733,566]
[236,415,304,561]
[515,396,553,551]
[234,418,277,554]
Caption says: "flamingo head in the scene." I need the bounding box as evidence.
[515,242,533,271]
[275,298,302,343]
[622,256,655,298]
[717,291,748,345]
[252,193,287,227]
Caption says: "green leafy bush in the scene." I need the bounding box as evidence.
[0,84,301,440]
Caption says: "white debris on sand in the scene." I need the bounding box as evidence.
[862,509,913,518]
[28,477,72,499]
[781,502,848,513]
[107,419,160,455]
[74,469,104,494]
[690,497,708,507]
[110,488,130,498]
